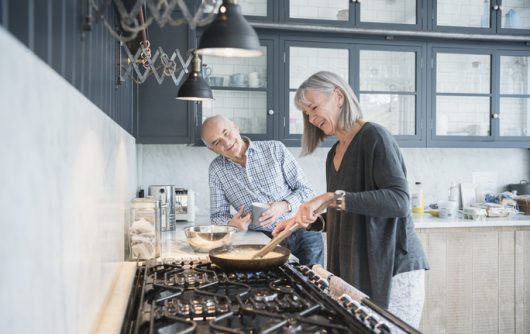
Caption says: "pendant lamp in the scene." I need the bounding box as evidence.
[176,52,213,102]
[196,0,262,58]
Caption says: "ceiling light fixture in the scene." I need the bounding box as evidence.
[196,0,263,58]
[176,52,213,102]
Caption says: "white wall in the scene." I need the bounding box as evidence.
[137,144,529,221]
[0,28,136,333]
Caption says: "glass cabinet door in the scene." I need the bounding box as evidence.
[289,0,350,21]
[499,55,530,137]
[434,52,491,137]
[436,0,492,28]
[201,43,270,136]
[238,0,267,17]
[360,0,417,25]
[500,1,530,30]
[359,48,418,136]
[286,44,350,136]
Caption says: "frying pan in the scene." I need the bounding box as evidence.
[208,244,290,271]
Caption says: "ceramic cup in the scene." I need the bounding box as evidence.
[251,202,269,227]
[248,71,261,88]
[208,76,224,87]
[230,73,247,87]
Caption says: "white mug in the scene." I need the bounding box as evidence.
[248,71,261,88]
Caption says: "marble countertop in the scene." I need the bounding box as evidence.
[413,213,530,228]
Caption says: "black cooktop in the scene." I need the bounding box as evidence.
[120,259,393,334]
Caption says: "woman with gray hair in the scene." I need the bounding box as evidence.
[272,71,429,328]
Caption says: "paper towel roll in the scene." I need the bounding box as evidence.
[311,264,332,280]
[329,275,368,303]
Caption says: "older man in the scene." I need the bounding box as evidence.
[202,115,324,266]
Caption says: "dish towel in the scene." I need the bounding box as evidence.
[311,265,368,302]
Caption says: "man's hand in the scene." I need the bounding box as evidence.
[228,207,251,231]
[259,201,290,228]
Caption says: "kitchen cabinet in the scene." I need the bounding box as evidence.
[432,0,530,35]
[417,227,530,333]
[199,35,276,142]
[428,45,530,147]
[135,17,195,144]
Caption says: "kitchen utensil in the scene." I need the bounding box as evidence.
[508,180,530,195]
[252,190,345,260]
[209,244,290,271]
[184,225,238,252]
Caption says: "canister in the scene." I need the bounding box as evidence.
[128,197,160,260]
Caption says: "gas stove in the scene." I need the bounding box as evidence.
[120,259,411,334]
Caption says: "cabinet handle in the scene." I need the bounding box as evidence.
[492,113,500,119]
[498,5,503,11]
[268,109,274,115]
[492,4,499,10]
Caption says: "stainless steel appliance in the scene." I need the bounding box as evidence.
[120,259,421,334]
[174,188,195,222]
[148,185,176,231]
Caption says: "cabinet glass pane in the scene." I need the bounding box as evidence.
[500,98,530,136]
[436,96,490,136]
[202,91,267,134]
[239,0,267,16]
[360,94,415,135]
[437,53,490,94]
[289,0,349,21]
[289,92,304,135]
[437,0,491,28]
[288,46,349,134]
[203,46,267,88]
[289,47,349,89]
[360,0,416,24]
[501,1,530,29]
[360,50,415,92]
[500,56,530,95]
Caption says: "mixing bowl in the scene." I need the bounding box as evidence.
[183,225,238,252]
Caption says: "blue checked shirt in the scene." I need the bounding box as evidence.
[209,139,315,231]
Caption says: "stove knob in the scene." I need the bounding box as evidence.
[316,278,329,290]
[298,265,310,274]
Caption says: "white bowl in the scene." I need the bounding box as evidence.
[183,225,238,252]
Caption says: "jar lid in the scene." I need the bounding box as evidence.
[131,197,157,208]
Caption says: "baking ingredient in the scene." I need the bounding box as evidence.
[216,250,283,260]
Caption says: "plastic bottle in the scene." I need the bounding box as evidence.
[411,182,425,214]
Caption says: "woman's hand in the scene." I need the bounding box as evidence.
[259,201,289,228]
[272,218,296,237]
[228,207,251,231]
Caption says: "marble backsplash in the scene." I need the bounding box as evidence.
[0,28,136,333]
[138,144,529,219]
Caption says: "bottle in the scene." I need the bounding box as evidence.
[448,182,459,202]
[411,182,425,214]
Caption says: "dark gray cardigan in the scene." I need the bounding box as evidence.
[325,122,429,308]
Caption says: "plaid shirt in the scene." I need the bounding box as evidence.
[209,139,315,231]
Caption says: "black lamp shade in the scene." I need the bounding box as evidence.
[176,72,213,101]
[196,0,262,57]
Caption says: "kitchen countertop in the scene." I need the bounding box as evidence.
[413,213,530,228]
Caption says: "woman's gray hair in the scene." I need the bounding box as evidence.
[294,71,363,155]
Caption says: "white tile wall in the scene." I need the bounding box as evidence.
[0,28,136,333]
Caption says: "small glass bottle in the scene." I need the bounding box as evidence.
[128,197,160,260]
[411,182,425,214]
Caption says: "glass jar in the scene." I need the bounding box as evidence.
[128,197,160,260]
